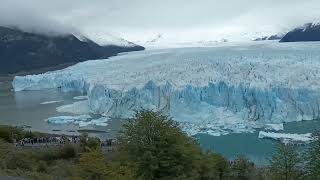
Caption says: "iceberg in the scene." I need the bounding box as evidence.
[258,131,312,144]
[73,96,88,100]
[40,100,63,105]
[46,115,91,125]
[265,123,284,131]
[13,42,320,136]
[56,100,90,115]
[46,115,109,127]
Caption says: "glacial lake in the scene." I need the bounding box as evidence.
[1,78,319,165]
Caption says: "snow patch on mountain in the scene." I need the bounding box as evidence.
[84,32,138,47]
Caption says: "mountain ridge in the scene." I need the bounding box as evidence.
[0,26,144,75]
[280,23,320,42]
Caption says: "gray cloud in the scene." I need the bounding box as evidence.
[1,0,320,40]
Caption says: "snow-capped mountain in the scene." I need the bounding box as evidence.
[280,22,320,42]
[253,33,285,41]
[135,33,230,49]
[132,29,286,48]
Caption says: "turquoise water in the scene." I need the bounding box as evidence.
[197,120,320,165]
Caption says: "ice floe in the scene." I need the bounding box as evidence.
[258,131,312,143]
[46,115,109,127]
[56,100,90,115]
[264,123,284,131]
[73,96,88,100]
[40,100,63,105]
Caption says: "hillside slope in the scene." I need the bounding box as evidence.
[0,26,144,74]
[280,23,320,42]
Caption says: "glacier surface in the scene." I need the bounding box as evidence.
[13,41,320,136]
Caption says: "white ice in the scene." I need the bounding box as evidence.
[56,100,90,115]
[258,131,312,143]
[40,100,63,105]
[264,123,284,131]
[73,96,88,100]
[46,115,109,127]
[13,41,320,136]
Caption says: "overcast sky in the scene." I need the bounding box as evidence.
[1,0,320,42]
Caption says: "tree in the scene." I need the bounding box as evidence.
[0,125,23,143]
[230,156,255,180]
[79,133,101,152]
[72,149,110,180]
[269,143,301,180]
[199,151,229,180]
[117,110,203,180]
[304,132,320,179]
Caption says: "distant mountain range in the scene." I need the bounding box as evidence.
[0,26,144,75]
[280,23,320,42]
[253,34,284,41]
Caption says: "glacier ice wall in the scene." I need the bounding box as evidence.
[12,42,320,135]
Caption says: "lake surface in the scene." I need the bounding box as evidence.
[0,78,122,139]
[198,119,320,165]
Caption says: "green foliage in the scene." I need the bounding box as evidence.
[199,151,229,180]
[47,160,73,179]
[36,144,77,162]
[72,149,110,180]
[0,125,23,143]
[0,139,14,166]
[79,133,101,152]
[0,139,76,179]
[4,149,34,171]
[0,125,47,143]
[304,132,320,179]
[118,110,204,180]
[269,143,301,180]
[230,156,255,180]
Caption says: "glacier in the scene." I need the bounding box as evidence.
[12,41,320,136]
